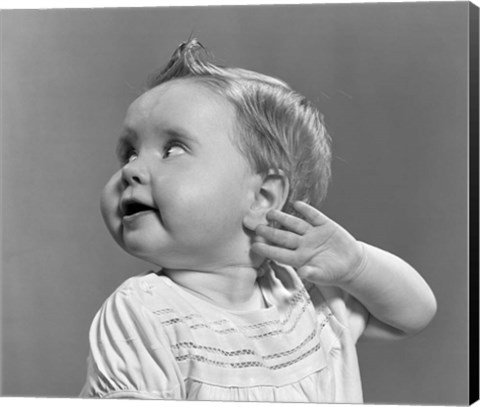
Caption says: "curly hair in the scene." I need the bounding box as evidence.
[147,39,332,214]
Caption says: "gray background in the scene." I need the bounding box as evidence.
[1,3,471,404]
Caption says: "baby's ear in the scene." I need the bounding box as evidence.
[243,169,289,231]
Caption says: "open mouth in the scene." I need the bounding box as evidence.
[121,200,157,217]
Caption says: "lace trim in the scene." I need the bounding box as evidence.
[153,287,311,338]
[171,313,332,370]
[154,312,232,328]
[175,342,323,370]
[148,286,331,371]
[171,322,317,359]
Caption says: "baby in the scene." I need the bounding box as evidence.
[80,39,437,402]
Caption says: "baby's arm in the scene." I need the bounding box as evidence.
[252,201,437,342]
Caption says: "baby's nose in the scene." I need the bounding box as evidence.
[121,158,149,186]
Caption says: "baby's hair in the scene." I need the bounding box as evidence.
[148,39,332,214]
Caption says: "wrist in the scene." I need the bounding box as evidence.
[338,241,369,288]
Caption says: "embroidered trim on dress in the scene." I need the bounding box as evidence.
[175,342,323,370]
[154,287,312,339]
[171,325,318,360]
[170,312,332,360]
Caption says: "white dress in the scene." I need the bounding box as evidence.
[80,261,363,402]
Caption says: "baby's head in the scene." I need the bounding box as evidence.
[148,39,332,216]
[100,39,331,270]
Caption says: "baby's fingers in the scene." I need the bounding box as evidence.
[251,242,299,267]
[256,224,300,249]
[266,210,310,235]
[293,201,330,227]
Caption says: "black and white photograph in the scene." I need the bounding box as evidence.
[1,1,478,405]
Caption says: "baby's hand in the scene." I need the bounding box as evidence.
[253,201,366,286]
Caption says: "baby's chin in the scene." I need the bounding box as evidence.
[108,224,259,271]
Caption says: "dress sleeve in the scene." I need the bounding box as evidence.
[79,280,184,399]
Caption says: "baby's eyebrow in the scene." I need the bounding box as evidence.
[117,129,136,144]
[162,126,199,146]
[116,130,137,155]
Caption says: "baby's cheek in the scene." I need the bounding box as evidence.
[165,186,225,230]
[100,172,123,231]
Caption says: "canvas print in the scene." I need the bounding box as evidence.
[1,2,478,405]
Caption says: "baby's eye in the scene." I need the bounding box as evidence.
[118,148,138,165]
[126,151,138,163]
[163,141,187,158]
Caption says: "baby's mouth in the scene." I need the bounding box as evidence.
[121,200,157,218]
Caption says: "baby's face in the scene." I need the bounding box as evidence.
[101,80,260,269]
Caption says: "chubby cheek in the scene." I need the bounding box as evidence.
[100,171,124,244]
[157,178,248,243]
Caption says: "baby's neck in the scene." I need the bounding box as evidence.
[162,264,267,311]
